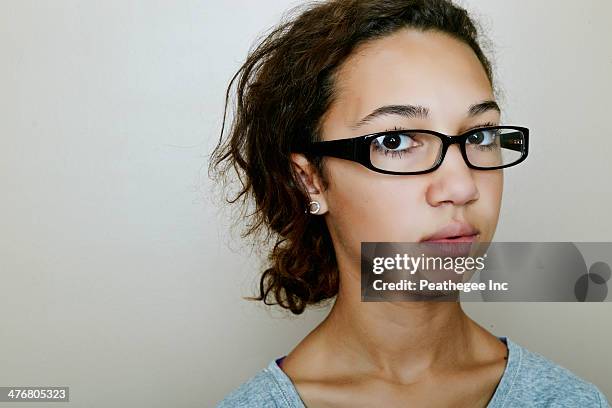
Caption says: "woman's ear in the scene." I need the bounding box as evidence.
[290,153,328,215]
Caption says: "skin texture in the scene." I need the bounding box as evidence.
[288,28,509,407]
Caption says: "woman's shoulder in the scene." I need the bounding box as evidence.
[502,337,610,407]
[215,358,303,408]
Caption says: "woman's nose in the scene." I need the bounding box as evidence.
[426,144,480,207]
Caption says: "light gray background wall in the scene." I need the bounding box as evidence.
[0,1,610,407]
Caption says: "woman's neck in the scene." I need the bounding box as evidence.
[292,267,501,385]
[320,288,475,382]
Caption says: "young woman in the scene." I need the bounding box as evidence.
[210,0,610,406]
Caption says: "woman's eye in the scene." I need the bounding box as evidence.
[467,130,498,146]
[373,133,416,151]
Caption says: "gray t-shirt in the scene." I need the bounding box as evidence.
[217,336,610,407]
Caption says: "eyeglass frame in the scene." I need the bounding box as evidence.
[291,125,529,175]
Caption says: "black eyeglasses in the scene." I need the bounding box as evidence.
[292,125,529,175]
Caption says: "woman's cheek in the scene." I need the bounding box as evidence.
[355,183,425,242]
[474,173,504,239]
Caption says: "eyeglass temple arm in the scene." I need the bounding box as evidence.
[293,138,357,160]
[500,131,526,153]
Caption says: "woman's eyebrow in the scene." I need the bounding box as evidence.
[467,100,500,117]
[350,100,500,130]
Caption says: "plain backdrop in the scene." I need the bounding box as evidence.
[1,1,611,407]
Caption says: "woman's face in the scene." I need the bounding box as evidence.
[296,28,503,260]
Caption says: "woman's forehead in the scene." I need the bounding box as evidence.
[326,28,495,132]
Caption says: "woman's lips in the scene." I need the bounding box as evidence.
[419,233,480,258]
[422,233,479,243]
[420,221,480,243]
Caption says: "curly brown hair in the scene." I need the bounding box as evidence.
[208,0,497,315]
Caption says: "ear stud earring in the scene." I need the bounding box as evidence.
[306,200,321,214]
